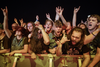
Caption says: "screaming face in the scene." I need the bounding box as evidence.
[71,31,81,45]
[54,26,62,37]
[88,17,98,30]
[45,21,52,32]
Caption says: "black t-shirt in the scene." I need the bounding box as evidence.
[94,32,100,48]
[0,35,10,50]
[62,41,90,55]
[87,32,100,55]
[83,28,90,35]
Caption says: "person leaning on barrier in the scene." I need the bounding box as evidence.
[86,14,100,67]
[48,20,68,54]
[56,6,72,35]
[1,6,29,56]
[0,23,10,53]
[28,24,50,59]
[56,27,91,67]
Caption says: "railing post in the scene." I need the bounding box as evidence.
[62,57,68,67]
[78,57,82,67]
[12,53,22,67]
[3,54,7,67]
[12,57,19,67]
[48,54,53,67]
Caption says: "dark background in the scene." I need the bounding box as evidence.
[0,1,100,29]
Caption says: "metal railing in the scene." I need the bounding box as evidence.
[0,53,95,67]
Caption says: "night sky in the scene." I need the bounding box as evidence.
[0,1,100,29]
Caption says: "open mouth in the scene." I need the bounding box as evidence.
[89,24,92,26]
[57,31,60,34]
[47,27,50,29]
[72,40,76,45]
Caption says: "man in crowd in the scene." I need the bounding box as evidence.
[56,27,90,67]
[0,23,10,53]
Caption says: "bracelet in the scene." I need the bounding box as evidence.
[92,32,96,36]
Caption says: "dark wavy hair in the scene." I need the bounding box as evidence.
[68,27,85,47]
[30,27,43,54]
[15,26,29,37]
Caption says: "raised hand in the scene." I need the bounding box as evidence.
[56,6,64,17]
[46,13,51,20]
[60,30,70,44]
[36,15,39,21]
[19,18,24,26]
[1,6,8,16]
[72,6,81,28]
[81,20,84,23]
[74,6,80,14]
[19,18,23,24]
[35,24,44,30]
[14,18,18,23]
[14,18,20,25]
[14,18,17,22]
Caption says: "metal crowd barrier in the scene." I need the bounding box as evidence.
[0,53,96,67]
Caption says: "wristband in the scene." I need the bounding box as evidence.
[36,20,38,21]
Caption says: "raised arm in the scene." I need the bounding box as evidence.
[14,18,19,26]
[55,7,60,21]
[46,13,53,21]
[56,6,68,26]
[36,24,50,45]
[72,6,80,28]
[1,6,12,38]
[46,13,55,30]
[19,18,24,27]
[46,13,55,25]
[36,15,39,21]
[34,15,40,26]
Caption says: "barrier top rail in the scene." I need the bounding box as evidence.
[2,53,95,58]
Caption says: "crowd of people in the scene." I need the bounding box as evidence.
[0,6,100,67]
